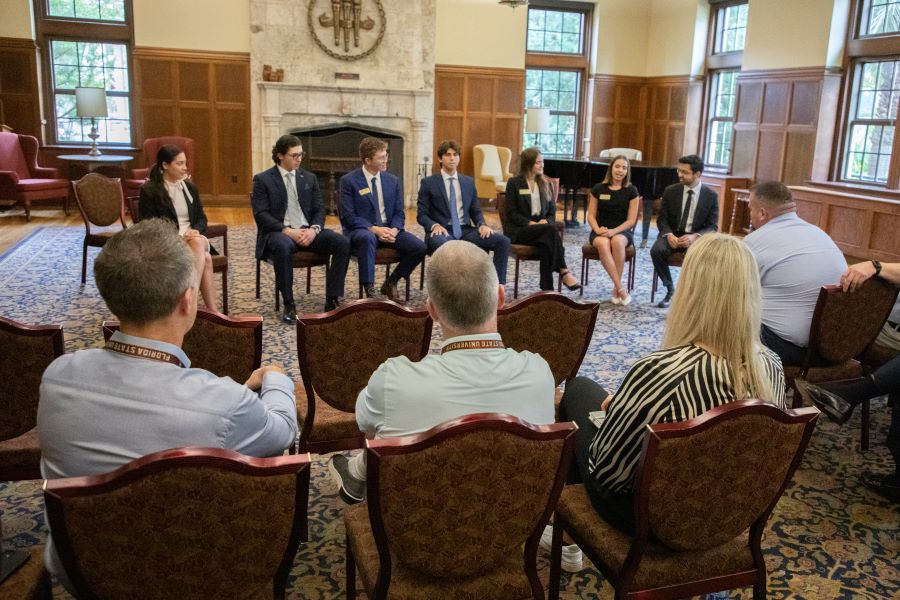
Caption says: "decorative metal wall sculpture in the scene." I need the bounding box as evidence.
[308,0,386,61]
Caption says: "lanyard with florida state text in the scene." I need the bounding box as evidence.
[441,339,506,354]
[104,339,185,367]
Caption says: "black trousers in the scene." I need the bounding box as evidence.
[641,196,654,240]
[872,355,900,473]
[558,376,635,534]
[650,236,685,290]
[266,229,350,304]
[510,223,567,290]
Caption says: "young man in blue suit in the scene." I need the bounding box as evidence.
[339,136,426,301]
[252,134,351,322]
[416,140,510,284]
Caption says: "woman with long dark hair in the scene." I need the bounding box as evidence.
[503,147,580,291]
[139,145,219,313]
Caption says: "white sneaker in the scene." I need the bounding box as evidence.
[540,524,584,572]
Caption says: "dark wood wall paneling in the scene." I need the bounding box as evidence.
[434,65,526,177]
[731,68,823,186]
[135,47,251,206]
[0,37,41,139]
[587,74,693,168]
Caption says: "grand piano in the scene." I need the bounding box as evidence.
[544,157,678,225]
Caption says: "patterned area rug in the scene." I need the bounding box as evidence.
[1,224,897,599]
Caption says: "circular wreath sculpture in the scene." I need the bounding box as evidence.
[308,0,387,62]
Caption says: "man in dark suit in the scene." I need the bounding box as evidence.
[416,140,510,284]
[252,134,351,322]
[339,136,426,301]
[651,154,719,307]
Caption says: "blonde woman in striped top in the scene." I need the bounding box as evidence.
[558,233,786,533]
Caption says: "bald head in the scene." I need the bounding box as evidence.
[426,241,499,331]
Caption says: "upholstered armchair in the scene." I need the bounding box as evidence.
[0,132,70,221]
[123,136,196,197]
[473,144,513,200]
[599,147,643,162]
[71,173,127,285]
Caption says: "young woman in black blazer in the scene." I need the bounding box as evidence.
[139,145,220,314]
[504,147,580,291]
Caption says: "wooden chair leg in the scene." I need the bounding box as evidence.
[580,257,587,296]
[306,266,312,294]
[220,270,228,314]
[346,532,356,600]
[514,259,521,299]
[651,270,658,302]
[24,199,32,222]
[255,260,261,299]
[419,256,426,290]
[548,514,564,600]
[81,242,88,285]
[405,276,411,302]
[861,398,870,451]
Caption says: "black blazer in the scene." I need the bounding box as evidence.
[656,183,718,237]
[503,175,555,241]
[251,166,325,260]
[139,179,208,234]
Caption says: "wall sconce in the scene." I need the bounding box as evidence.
[75,87,108,156]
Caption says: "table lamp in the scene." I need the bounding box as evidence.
[525,107,550,151]
[75,87,108,156]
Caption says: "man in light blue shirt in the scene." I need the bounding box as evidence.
[744,181,846,366]
[327,241,555,504]
[38,219,297,589]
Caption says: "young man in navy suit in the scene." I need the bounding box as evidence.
[339,136,426,301]
[416,140,510,285]
[252,134,351,322]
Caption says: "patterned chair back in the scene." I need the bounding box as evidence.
[497,292,599,386]
[43,447,310,600]
[72,173,126,228]
[635,400,818,551]
[297,300,433,412]
[0,317,64,441]
[806,280,900,365]
[367,414,576,581]
[102,310,262,382]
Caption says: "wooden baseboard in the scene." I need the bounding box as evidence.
[204,194,251,208]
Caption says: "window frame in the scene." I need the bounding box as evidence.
[858,0,900,38]
[704,69,739,170]
[32,0,135,148]
[712,2,749,55]
[524,0,592,158]
[524,68,582,158]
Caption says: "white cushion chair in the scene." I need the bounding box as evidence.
[598,147,643,162]
[473,144,513,199]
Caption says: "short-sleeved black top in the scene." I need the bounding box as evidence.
[590,183,639,228]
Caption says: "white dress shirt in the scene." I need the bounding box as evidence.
[277,164,309,228]
[681,180,701,234]
[440,170,466,223]
[362,166,387,224]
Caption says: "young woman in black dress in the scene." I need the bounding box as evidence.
[587,155,640,305]
[504,147,581,291]
[139,145,220,314]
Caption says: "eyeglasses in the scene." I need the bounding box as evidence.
[288,152,304,159]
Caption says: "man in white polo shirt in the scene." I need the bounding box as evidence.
[744,181,846,366]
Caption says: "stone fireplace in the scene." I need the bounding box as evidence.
[250,0,436,206]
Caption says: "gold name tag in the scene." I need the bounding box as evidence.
[519,188,530,195]
[599,194,611,200]
[359,188,371,195]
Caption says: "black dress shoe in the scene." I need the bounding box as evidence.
[282,303,297,324]
[861,471,900,503]
[794,379,855,425]
[380,280,401,303]
[324,296,340,312]
[657,289,673,308]
[363,286,378,299]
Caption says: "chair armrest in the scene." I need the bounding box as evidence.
[129,167,150,180]
[205,223,228,255]
[33,166,60,178]
[0,170,20,196]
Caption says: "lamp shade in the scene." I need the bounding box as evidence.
[75,87,108,118]
[525,107,550,134]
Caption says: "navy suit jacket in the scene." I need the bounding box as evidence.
[251,165,325,259]
[339,167,405,234]
[416,172,485,234]
[656,183,718,237]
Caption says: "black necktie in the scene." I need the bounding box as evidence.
[678,189,693,233]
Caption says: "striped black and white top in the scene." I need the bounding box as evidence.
[587,344,786,494]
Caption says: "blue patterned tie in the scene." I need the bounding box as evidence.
[371,176,383,226]
[448,177,462,239]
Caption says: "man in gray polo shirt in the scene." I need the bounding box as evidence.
[744,181,846,366]
[328,241,556,504]
[37,219,298,589]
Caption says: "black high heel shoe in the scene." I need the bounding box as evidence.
[562,275,582,292]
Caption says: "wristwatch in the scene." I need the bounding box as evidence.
[872,259,882,277]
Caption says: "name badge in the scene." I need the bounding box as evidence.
[359,188,371,195]
[519,188,531,195]
[599,194,611,200]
